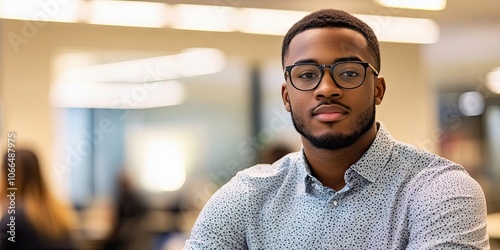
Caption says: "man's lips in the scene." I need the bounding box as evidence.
[312,104,349,122]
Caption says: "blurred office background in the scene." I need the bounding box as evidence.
[1,0,499,249]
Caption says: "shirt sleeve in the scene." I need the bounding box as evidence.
[406,165,490,249]
[184,173,249,250]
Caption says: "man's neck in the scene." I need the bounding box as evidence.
[302,124,378,191]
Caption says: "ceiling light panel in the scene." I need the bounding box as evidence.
[169,4,238,32]
[88,0,169,28]
[239,8,309,35]
[356,14,439,44]
[0,0,82,22]
[374,0,446,11]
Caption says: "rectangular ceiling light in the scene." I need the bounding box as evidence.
[50,48,226,109]
[374,0,446,11]
[239,8,309,36]
[169,4,238,32]
[356,14,439,44]
[0,0,82,23]
[50,80,186,109]
[88,0,169,28]
[57,48,226,84]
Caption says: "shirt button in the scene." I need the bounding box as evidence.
[333,200,338,206]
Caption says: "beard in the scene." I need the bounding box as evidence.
[290,100,375,150]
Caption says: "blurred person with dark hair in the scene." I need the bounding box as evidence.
[185,9,489,249]
[0,149,80,249]
[103,171,151,250]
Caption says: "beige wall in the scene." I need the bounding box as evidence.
[0,19,437,187]
[378,42,438,152]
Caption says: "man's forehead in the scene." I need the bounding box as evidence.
[286,27,370,63]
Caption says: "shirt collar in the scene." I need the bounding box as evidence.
[349,122,395,183]
[298,121,395,191]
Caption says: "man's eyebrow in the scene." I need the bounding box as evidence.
[293,56,363,65]
[293,59,318,65]
[333,57,363,63]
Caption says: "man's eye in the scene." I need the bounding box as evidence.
[340,71,359,77]
[299,72,317,79]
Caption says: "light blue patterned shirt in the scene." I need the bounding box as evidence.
[185,123,489,249]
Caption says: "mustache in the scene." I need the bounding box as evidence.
[311,99,351,113]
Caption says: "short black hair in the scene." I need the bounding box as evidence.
[282,9,381,72]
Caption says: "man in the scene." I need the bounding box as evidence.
[185,9,489,249]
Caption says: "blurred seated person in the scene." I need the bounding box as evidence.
[0,149,80,250]
[103,171,151,250]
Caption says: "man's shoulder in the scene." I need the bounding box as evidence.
[392,140,458,169]
[390,140,478,191]
[243,152,300,175]
[231,151,303,191]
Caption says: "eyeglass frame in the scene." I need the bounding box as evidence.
[284,61,380,91]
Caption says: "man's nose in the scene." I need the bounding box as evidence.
[314,68,343,99]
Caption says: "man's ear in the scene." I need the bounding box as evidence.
[374,76,386,105]
[281,83,291,112]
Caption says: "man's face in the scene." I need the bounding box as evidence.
[281,27,385,150]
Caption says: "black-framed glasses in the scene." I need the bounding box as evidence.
[284,61,379,91]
